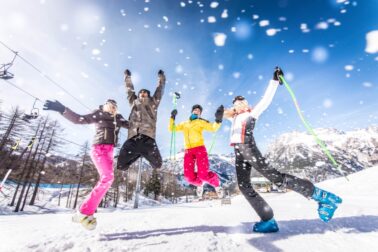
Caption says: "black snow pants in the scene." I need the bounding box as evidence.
[117,134,162,170]
[234,141,315,221]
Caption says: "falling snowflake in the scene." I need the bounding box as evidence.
[210,2,219,8]
[208,16,216,23]
[213,33,227,46]
[259,20,269,27]
[221,9,228,18]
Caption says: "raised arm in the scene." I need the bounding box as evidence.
[202,120,221,132]
[168,109,184,132]
[124,69,137,107]
[62,108,98,124]
[43,100,97,124]
[152,70,166,107]
[250,67,283,119]
[202,105,224,132]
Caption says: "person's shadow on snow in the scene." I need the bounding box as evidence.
[100,215,378,252]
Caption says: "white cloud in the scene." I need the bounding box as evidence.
[365,30,378,54]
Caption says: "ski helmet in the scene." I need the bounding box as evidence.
[192,104,203,113]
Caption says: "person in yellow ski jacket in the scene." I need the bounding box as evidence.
[169,104,224,197]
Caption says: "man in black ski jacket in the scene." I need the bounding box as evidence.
[116,69,165,171]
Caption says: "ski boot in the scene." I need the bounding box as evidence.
[253,218,279,233]
[311,187,342,222]
[196,185,204,197]
[72,211,97,230]
[215,186,224,198]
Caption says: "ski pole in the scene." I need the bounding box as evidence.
[170,92,180,160]
[208,133,217,155]
[279,75,348,180]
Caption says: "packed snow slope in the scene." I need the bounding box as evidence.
[1,166,378,252]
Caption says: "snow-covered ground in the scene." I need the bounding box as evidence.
[1,166,378,252]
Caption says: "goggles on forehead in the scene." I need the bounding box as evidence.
[232,96,246,104]
[106,99,118,107]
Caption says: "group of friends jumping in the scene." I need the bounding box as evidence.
[43,67,342,232]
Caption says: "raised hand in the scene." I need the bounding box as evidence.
[43,100,65,113]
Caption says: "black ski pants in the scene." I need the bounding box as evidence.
[117,134,162,170]
[234,142,315,221]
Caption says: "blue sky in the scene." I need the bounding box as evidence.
[0,0,377,157]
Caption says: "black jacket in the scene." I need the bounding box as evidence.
[63,106,129,145]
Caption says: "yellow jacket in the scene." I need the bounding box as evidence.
[169,118,221,149]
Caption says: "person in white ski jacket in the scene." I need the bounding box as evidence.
[223,67,342,233]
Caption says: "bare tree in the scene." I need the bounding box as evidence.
[73,142,90,209]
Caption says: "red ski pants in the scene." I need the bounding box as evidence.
[183,145,219,187]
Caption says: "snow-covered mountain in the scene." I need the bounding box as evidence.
[265,126,378,182]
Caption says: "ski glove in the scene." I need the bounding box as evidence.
[171,109,178,119]
[273,67,284,85]
[43,100,65,114]
[124,69,131,77]
[215,105,224,123]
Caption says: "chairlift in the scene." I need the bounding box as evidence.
[0,53,17,80]
[21,98,40,122]
[11,138,21,150]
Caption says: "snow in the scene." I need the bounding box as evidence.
[365,30,378,54]
[266,28,278,36]
[91,49,101,55]
[362,82,372,88]
[300,23,310,33]
[259,20,269,27]
[316,21,329,30]
[311,47,328,63]
[213,33,227,46]
[344,65,354,71]
[221,9,228,19]
[1,167,378,251]
[210,2,219,8]
[208,16,216,23]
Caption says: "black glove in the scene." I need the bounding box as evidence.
[158,69,164,76]
[215,105,224,123]
[124,69,131,77]
[273,66,284,85]
[43,100,65,114]
[171,109,177,119]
